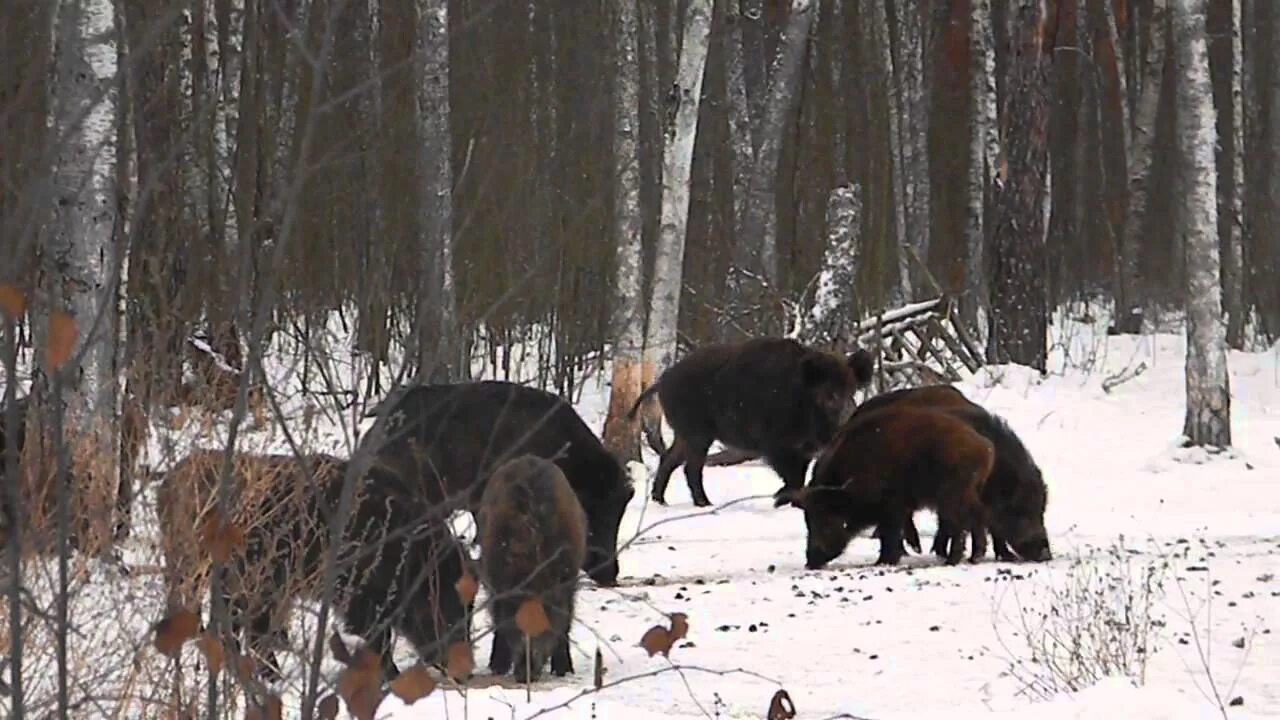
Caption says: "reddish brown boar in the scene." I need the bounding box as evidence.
[776,405,995,569]
[478,455,588,683]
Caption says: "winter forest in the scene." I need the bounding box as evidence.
[1,0,1279,717]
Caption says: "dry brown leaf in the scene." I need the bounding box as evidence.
[316,694,340,720]
[446,641,474,681]
[197,633,225,678]
[389,664,437,704]
[668,612,689,643]
[515,598,551,637]
[767,689,796,720]
[0,285,26,320]
[455,571,479,606]
[236,653,258,680]
[639,625,673,657]
[263,696,283,720]
[244,706,263,720]
[342,685,384,720]
[201,510,247,563]
[593,647,605,690]
[153,609,201,657]
[46,311,78,373]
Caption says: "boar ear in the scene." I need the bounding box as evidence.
[845,349,875,389]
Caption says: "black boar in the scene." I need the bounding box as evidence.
[157,449,474,682]
[362,380,635,587]
[627,337,875,507]
[477,455,587,682]
[775,404,995,569]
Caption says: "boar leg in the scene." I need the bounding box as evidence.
[680,437,714,507]
[651,438,688,505]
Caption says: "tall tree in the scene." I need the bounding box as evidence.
[1115,0,1167,334]
[39,0,122,539]
[890,1,931,297]
[736,0,818,329]
[640,0,713,446]
[987,0,1059,370]
[967,0,1000,332]
[415,0,460,383]
[1218,0,1246,347]
[1174,0,1231,448]
[871,0,912,305]
[603,0,646,461]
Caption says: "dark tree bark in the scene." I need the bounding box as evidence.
[987,0,1060,371]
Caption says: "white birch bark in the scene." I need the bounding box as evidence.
[871,0,911,304]
[603,0,646,459]
[416,0,459,382]
[43,0,121,540]
[739,0,817,297]
[1173,0,1231,447]
[643,0,713,374]
[803,184,862,347]
[967,0,999,327]
[1118,0,1168,333]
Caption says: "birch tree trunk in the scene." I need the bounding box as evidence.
[603,0,646,461]
[987,0,1059,370]
[415,0,460,383]
[1223,0,1246,347]
[640,0,713,441]
[737,0,818,329]
[892,2,931,295]
[967,0,1000,332]
[38,0,122,555]
[803,184,863,347]
[1173,0,1231,448]
[1115,0,1167,334]
[870,0,912,305]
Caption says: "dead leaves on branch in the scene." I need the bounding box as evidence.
[0,284,79,373]
[515,598,552,638]
[388,665,437,704]
[639,611,689,658]
[200,508,247,563]
[152,609,201,658]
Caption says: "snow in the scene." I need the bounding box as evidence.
[3,310,1279,719]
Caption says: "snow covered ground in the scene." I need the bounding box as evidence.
[4,314,1279,719]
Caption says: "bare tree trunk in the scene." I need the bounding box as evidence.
[1097,0,1131,316]
[603,0,646,462]
[967,0,1000,332]
[415,0,459,383]
[1115,0,1167,334]
[987,0,1059,370]
[1174,0,1231,448]
[892,2,931,295]
[721,0,759,339]
[872,0,912,305]
[737,0,818,329]
[39,0,122,551]
[803,184,863,346]
[641,0,713,443]
[1256,0,1280,338]
[1224,0,1246,346]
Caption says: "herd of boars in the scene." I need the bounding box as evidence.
[0,335,1052,686]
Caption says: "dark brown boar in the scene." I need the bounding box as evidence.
[775,405,995,569]
[362,380,635,587]
[627,337,874,507]
[478,455,588,683]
